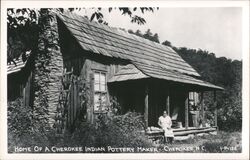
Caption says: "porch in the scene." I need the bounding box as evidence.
[108,64,223,136]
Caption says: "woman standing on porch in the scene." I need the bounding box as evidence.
[158,111,174,143]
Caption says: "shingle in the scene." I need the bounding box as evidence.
[56,12,223,90]
[108,64,149,82]
[7,51,31,74]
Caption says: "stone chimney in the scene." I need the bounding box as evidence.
[33,9,63,129]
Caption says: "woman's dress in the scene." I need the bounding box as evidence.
[158,116,174,137]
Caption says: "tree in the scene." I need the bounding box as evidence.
[143,29,153,41]
[152,33,160,43]
[135,29,143,37]
[162,40,172,47]
[128,29,160,43]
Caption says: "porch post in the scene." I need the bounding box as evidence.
[214,90,218,129]
[185,92,189,129]
[144,84,149,129]
[200,91,205,127]
[166,90,170,116]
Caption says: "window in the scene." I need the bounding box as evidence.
[94,71,108,112]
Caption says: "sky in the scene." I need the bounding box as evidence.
[77,7,242,60]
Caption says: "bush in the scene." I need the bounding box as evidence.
[217,90,242,131]
[202,131,242,153]
[63,112,154,152]
[8,98,59,153]
[99,112,152,149]
[8,98,34,152]
[8,98,153,153]
[156,131,241,153]
[8,98,32,138]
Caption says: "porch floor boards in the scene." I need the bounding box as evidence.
[146,127,217,137]
[173,127,217,136]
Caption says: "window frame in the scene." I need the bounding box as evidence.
[94,71,107,93]
[93,70,108,113]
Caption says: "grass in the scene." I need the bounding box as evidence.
[156,131,242,153]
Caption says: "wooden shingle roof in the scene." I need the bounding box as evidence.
[108,64,149,82]
[7,51,31,74]
[57,12,200,77]
[57,12,223,90]
[108,64,223,90]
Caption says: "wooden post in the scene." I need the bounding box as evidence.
[185,92,189,129]
[166,90,170,116]
[70,81,74,127]
[200,92,205,127]
[214,90,218,128]
[144,84,149,129]
[73,80,77,121]
[23,87,26,107]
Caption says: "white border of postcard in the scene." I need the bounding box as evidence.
[0,0,249,159]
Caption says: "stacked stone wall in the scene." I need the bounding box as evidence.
[33,11,63,129]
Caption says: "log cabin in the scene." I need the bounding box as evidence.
[7,11,223,137]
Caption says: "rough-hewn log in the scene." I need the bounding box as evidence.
[185,92,189,129]
[90,71,94,124]
[200,92,205,127]
[166,90,170,116]
[214,90,218,128]
[144,84,149,129]
[23,87,26,107]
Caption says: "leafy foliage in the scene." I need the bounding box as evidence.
[201,131,241,153]
[8,98,58,152]
[8,108,153,153]
[128,29,160,43]
[162,40,172,47]
[61,112,154,152]
[8,98,33,140]
[157,131,241,153]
